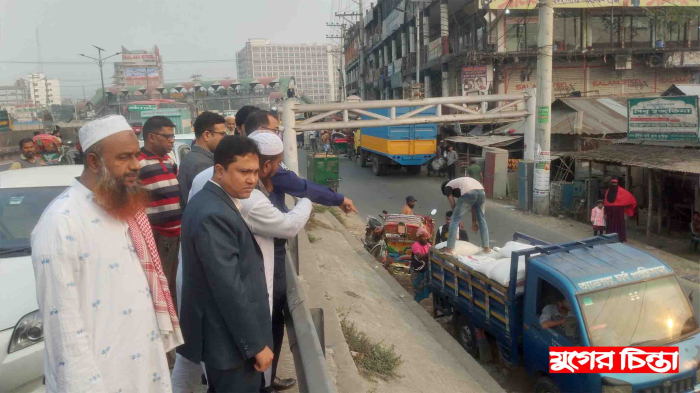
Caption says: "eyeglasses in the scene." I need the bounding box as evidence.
[152,132,175,141]
[209,131,227,137]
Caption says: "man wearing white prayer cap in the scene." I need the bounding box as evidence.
[170,133,312,392]
[31,115,183,393]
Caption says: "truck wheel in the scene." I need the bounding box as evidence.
[372,155,385,176]
[359,150,367,167]
[407,165,421,175]
[534,376,560,393]
[455,314,479,359]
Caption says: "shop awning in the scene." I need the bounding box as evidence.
[445,135,522,148]
[571,144,700,175]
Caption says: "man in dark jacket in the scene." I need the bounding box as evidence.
[247,114,357,392]
[177,111,227,209]
[178,135,273,391]
[435,210,469,243]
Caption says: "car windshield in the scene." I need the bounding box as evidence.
[579,275,699,347]
[0,186,67,256]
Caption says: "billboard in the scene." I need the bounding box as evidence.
[122,53,157,65]
[627,96,700,141]
[484,0,700,9]
[461,66,491,95]
[126,67,160,80]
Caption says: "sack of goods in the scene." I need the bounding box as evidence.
[448,240,537,292]
[431,157,446,171]
[435,240,480,256]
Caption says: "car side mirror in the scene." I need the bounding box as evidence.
[564,315,578,339]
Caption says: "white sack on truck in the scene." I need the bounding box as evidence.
[435,240,480,256]
[488,257,527,289]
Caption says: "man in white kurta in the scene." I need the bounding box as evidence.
[170,133,311,393]
[32,116,182,393]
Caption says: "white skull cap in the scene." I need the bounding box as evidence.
[79,115,133,151]
[249,132,284,155]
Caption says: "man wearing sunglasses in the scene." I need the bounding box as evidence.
[138,116,183,316]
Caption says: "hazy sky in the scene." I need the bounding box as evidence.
[0,0,346,99]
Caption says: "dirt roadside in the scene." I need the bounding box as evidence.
[303,211,505,393]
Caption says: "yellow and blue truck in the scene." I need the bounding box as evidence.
[356,106,437,176]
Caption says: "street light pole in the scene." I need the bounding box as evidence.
[80,46,121,114]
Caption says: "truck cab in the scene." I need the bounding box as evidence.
[521,240,700,392]
[429,234,700,393]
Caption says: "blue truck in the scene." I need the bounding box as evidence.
[357,107,437,176]
[429,233,700,393]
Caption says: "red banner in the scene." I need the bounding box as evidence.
[549,347,679,374]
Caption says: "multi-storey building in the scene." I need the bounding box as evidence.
[113,46,164,96]
[345,0,700,101]
[0,79,30,107]
[28,73,61,107]
[237,39,340,103]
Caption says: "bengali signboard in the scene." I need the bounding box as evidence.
[128,104,157,111]
[627,96,700,141]
[461,66,490,96]
[484,0,700,9]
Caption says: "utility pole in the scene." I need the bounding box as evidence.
[335,7,364,100]
[327,22,347,101]
[358,0,365,100]
[534,0,553,215]
[80,46,121,115]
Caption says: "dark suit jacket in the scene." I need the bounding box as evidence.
[177,181,272,370]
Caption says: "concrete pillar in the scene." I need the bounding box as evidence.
[441,63,449,97]
[391,36,397,62]
[401,30,407,59]
[425,74,431,98]
[384,43,390,67]
[424,6,430,51]
[409,25,416,53]
[440,0,449,56]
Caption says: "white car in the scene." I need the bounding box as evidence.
[0,165,84,393]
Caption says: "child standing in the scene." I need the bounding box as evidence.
[591,199,606,236]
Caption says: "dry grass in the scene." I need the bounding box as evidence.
[313,204,346,226]
[339,314,403,382]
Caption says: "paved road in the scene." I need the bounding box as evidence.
[297,148,700,316]
[298,149,572,248]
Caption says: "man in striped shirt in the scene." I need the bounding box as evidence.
[138,115,182,309]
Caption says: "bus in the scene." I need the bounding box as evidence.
[125,99,192,135]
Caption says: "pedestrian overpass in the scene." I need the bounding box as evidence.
[279,93,536,175]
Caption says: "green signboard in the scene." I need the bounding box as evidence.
[537,107,549,124]
[627,96,700,141]
[128,104,158,111]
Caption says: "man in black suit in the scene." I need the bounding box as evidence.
[178,135,273,392]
